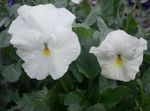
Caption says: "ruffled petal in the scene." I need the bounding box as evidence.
[22,29,80,80]
[8,16,30,35]
[123,37,147,65]
[10,29,44,49]
[90,29,147,82]
[102,30,139,53]
[47,30,81,79]
[90,44,116,63]
[10,29,44,62]
[8,4,80,80]
[17,4,75,41]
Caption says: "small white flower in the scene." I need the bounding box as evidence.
[71,0,82,4]
[90,30,147,82]
[8,4,81,80]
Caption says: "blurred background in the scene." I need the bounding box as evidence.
[0,0,150,111]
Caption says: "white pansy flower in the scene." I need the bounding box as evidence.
[90,30,147,82]
[71,0,82,4]
[8,4,81,80]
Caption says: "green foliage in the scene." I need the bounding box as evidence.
[64,91,83,105]
[16,87,51,111]
[86,103,106,111]
[142,68,150,98]
[0,0,150,111]
[83,5,100,26]
[100,86,130,108]
[1,61,22,82]
[0,31,11,48]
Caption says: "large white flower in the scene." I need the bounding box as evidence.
[71,0,82,4]
[90,30,147,82]
[8,4,81,80]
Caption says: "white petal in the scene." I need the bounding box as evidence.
[90,44,116,64]
[47,55,69,80]
[90,29,147,82]
[22,30,80,80]
[47,30,81,79]
[10,29,44,62]
[56,8,76,29]
[22,56,50,80]
[139,38,147,50]
[71,0,82,4]
[123,37,147,70]
[100,60,138,82]
[123,60,139,80]
[8,4,80,80]
[16,49,41,62]
[17,4,75,41]
[123,37,147,67]
[8,16,30,35]
[102,30,139,53]
[10,29,43,49]
[100,62,128,82]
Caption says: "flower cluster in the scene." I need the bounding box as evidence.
[9,4,147,82]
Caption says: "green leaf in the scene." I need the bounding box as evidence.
[74,25,100,80]
[99,0,114,16]
[8,4,21,17]
[83,5,101,26]
[0,17,8,28]
[143,103,150,111]
[73,23,93,38]
[85,103,106,111]
[0,31,11,48]
[17,87,51,111]
[1,61,22,82]
[0,90,11,108]
[64,90,90,109]
[68,104,82,111]
[122,15,138,35]
[142,67,150,87]
[97,17,112,32]
[136,25,145,37]
[64,91,83,106]
[7,90,21,103]
[81,0,90,14]
[54,0,67,8]
[96,17,113,41]
[76,36,100,79]
[142,67,150,97]
[100,86,130,108]
[70,63,84,83]
[99,76,117,93]
[145,40,150,55]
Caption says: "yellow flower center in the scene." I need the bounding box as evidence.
[115,54,123,66]
[43,44,51,56]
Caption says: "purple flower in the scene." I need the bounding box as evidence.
[128,0,134,5]
[8,0,15,7]
[128,0,150,10]
[142,0,150,10]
